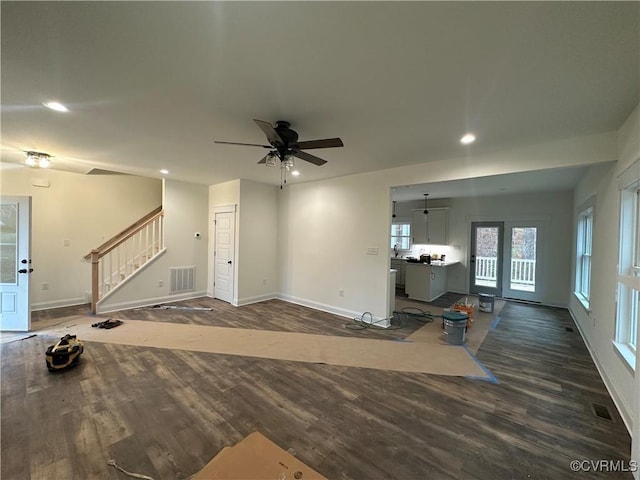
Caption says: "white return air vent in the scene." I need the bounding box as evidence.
[170,267,195,294]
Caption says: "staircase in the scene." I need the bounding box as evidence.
[85,207,165,313]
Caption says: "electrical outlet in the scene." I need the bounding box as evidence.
[158,280,164,287]
[41,282,49,291]
[262,279,267,285]
[338,289,344,297]
[63,239,71,247]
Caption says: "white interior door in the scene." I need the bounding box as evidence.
[214,210,235,303]
[0,196,32,331]
[502,221,543,302]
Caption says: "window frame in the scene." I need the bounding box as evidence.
[613,160,639,371]
[575,200,594,309]
[390,222,412,252]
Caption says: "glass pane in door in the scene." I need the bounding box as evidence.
[510,227,537,292]
[0,203,18,284]
[474,226,499,289]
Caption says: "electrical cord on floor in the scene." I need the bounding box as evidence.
[107,459,155,480]
[345,312,404,330]
[397,307,440,323]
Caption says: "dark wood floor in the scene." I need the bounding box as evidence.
[2,298,633,479]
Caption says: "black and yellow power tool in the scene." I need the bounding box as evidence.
[45,334,84,372]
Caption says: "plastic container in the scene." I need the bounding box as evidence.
[479,293,495,313]
[442,311,468,345]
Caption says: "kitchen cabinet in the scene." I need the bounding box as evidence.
[390,258,406,285]
[411,208,448,245]
[405,263,450,302]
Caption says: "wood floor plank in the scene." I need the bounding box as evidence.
[1,298,633,479]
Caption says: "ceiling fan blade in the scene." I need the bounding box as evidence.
[214,140,271,148]
[296,138,344,150]
[254,119,284,146]
[293,150,327,166]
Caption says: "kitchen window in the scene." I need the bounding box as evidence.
[614,160,639,370]
[575,200,594,309]
[391,222,411,251]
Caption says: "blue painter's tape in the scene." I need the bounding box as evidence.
[463,344,500,384]
[490,315,501,331]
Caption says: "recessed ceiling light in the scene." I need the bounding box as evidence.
[43,101,69,112]
[160,169,169,175]
[460,133,476,145]
[291,170,300,176]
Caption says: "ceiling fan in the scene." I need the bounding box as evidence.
[214,119,344,167]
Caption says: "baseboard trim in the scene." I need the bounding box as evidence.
[568,307,632,436]
[277,294,390,328]
[31,297,88,311]
[236,293,279,306]
[96,290,209,314]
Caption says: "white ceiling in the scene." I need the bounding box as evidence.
[1,2,638,199]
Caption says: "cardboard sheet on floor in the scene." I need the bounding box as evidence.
[193,431,327,480]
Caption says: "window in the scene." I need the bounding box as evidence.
[614,160,640,370]
[391,223,411,251]
[575,203,594,307]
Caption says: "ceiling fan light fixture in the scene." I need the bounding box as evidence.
[25,151,51,168]
[265,152,278,167]
[282,154,295,170]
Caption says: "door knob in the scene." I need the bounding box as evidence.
[18,268,33,274]
[227,260,232,265]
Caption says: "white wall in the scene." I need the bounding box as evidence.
[569,105,639,456]
[98,179,209,311]
[237,180,279,305]
[279,174,391,320]
[0,166,162,309]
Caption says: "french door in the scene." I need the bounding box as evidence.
[470,222,504,297]
[502,221,542,302]
[470,221,542,302]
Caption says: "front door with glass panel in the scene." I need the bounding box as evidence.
[502,222,542,302]
[470,222,504,297]
[0,196,32,331]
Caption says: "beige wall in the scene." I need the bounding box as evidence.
[0,166,162,309]
[98,179,209,312]
[237,180,279,304]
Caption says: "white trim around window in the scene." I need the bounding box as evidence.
[575,197,595,310]
[614,159,639,371]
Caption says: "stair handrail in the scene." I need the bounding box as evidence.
[86,206,164,313]
[84,206,163,260]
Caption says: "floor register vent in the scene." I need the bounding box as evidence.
[170,267,195,294]
[591,403,613,422]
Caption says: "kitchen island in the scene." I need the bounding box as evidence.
[405,261,457,302]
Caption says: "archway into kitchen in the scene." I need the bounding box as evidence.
[389,168,581,310]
